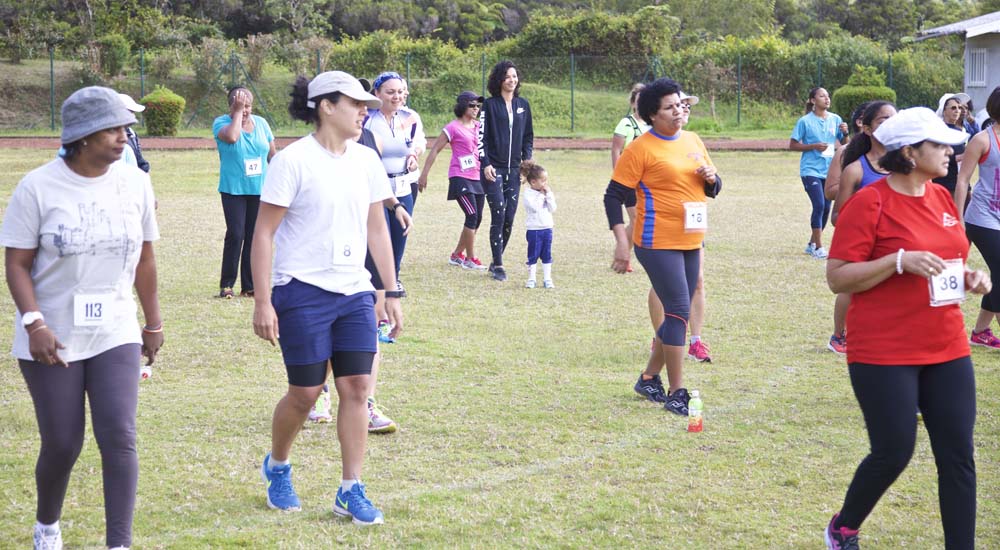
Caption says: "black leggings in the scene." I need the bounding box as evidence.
[220,193,260,291]
[485,167,521,266]
[633,247,701,346]
[837,357,976,549]
[966,222,1000,312]
[20,343,141,548]
[457,193,485,230]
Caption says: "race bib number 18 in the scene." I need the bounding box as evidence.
[683,202,707,233]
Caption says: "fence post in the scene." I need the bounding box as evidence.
[49,47,55,131]
[570,53,575,133]
[737,53,742,127]
[230,53,237,88]
[481,53,486,98]
[316,49,322,75]
[139,48,145,100]
[817,58,822,87]
[887,53,893,89]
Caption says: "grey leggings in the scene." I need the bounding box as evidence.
[20,343,141,548]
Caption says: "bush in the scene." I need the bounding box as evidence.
[96,34,130,77]
[141,86,185,136]
[147,49,181,82]
[832,66,896,116]
[240,33,276,81]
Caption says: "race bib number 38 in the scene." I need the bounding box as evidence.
[929,259,965,307]
[74,294,115,326]
[683,202,707,233]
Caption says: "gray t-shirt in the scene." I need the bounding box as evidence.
[0,159,159,361]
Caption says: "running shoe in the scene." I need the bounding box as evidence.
[140,365,153,380]
[970,327,1000,349]
[240,289,255,297]
[219,287,234,299]
[395,280,405,292]
[824,514,860,550]
[488,262,495,273]
[687,340,712,362]
[525,279,536,289]
[634,373,668,403]
[33,524,62,550]
[368,396,397,434]
[261,453,301,511]
[812,247,829,259]
[449,252,466,266]
[805,242,817,255]
[827,332,847,355]
[463,257,488,270]
[377,320,395,344]
[492,266,507,282]
[663,388,690,416]
[543,279,555,289]
[334,483,385,525]
[308,385,333,423]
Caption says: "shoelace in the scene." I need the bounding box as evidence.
[269,467,296,500]
[345,484,376,512]
[35,531,61,550]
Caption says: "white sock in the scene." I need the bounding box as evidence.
[269,456,290,470]
[35,521,59,534]
[542,263,552,281]
[341,479,359,492]
[527,264,537,281]
[690,335,701,344]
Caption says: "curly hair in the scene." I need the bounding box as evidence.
[487,60,520,98]
[636,78,681,126]
[519,159,546,184]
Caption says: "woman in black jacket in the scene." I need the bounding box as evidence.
[478,60,534,281]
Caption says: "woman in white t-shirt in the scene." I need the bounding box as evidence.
[1,86,162,550]
[250,71,401,525]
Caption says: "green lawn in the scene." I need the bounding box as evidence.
[0,148,997,548]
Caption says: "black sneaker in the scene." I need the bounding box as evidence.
[492,266,507,281]
[488,262,496,274]
[664,388,690,416]
[633,373,668,403]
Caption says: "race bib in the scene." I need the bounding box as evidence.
[684,202,708,233]
[459,154,476,170]
[332,237,365,267]
[245,157,262,177]
[821,143,835,158]
[74,293,115,326]
[929,259,965,307]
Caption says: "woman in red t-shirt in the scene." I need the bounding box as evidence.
[823,107,991,550]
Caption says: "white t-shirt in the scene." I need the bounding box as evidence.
[0,159,159,362]
[262,135,392,295]
[523,187,557,230]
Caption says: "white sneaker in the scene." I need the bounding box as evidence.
[140,365,152,380]
[308,386,333,423]
[812,247,829,259]
[804,242,816,255]
[525,279,536,288]
[33,524,62,550]
[543,280,555,289]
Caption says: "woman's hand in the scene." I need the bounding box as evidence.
[141,330,164,366]
[839,121,849,136]
[406,154,419,173]
[966,269,993,295]
[29,327,67,367]
[902,251,948,278]
[612,240,631,274]
[695,164,717,184]
[483,165,496,182]
[384,296,404,339]
[394,205,413,236]
[417,174,428,193]
[253,300,280,345]
[813,142,829,151]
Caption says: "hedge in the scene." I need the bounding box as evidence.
[141,86,186,136]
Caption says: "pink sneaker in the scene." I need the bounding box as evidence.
[827,332,847,355]
[687,340,712,362]
[824,514,859,549]
[462,257,488,270]
[449,252,466,266]
[970,327,1000,349]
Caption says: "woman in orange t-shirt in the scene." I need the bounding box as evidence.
[823,107,990,550]
[603,77,721,417]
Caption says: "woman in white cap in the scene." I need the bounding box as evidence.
[824,107,989,550]
[932,92,971,203]
[251,71,400,525]
[1,86,162,550]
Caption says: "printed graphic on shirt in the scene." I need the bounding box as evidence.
[53,199,139,271]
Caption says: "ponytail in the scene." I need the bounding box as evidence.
[519,159,545,185]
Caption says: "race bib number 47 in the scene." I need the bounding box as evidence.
[245,157,262,177]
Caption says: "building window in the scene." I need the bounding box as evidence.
[969,48,986,87]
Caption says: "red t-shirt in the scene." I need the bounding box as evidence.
[829,178,970,365]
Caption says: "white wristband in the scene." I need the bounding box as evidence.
[896,248,905,275]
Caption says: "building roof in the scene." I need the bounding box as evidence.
[917,11,1000,41]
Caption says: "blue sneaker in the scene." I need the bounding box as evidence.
[377,320,395,344]
[334,483,385,525]
[261,453,301,511]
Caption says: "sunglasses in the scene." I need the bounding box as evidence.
[468,103,481,108]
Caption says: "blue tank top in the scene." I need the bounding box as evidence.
[858,154,887,189]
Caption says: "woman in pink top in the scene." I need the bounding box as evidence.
[419,91,488,269]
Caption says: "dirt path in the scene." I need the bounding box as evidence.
[1,136,788,151]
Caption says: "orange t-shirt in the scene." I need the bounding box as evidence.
[611,130,713,250]
[829,178,970,365]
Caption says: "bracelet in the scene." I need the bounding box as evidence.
[28,324,48,335]
[384,290,406,299]
[391,202,404,212]
[896,249,905,275]
[143,323,163,333]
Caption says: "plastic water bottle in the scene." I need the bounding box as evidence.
[687,390,703,432]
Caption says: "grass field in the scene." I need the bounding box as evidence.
[0,147,997,549]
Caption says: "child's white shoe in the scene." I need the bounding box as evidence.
[543,280,554,289]
[525,279,536,289]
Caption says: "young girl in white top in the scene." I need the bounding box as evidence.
[520,160,557,288]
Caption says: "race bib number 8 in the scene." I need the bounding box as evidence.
[74,294,115,326]
[929,259,965,307]
[245,157,262,177]
[683,202,707,233]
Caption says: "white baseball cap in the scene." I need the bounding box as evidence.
[935,92,971,117]
[679,91,699,106]
[873,107,969,152]
[307,71,381,109]
[118,93,145,112]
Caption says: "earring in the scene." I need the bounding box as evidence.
[82,140,88,146]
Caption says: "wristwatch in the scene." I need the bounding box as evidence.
[384,290,406,299]
[391,202,404,212]
[21,311,44,327]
